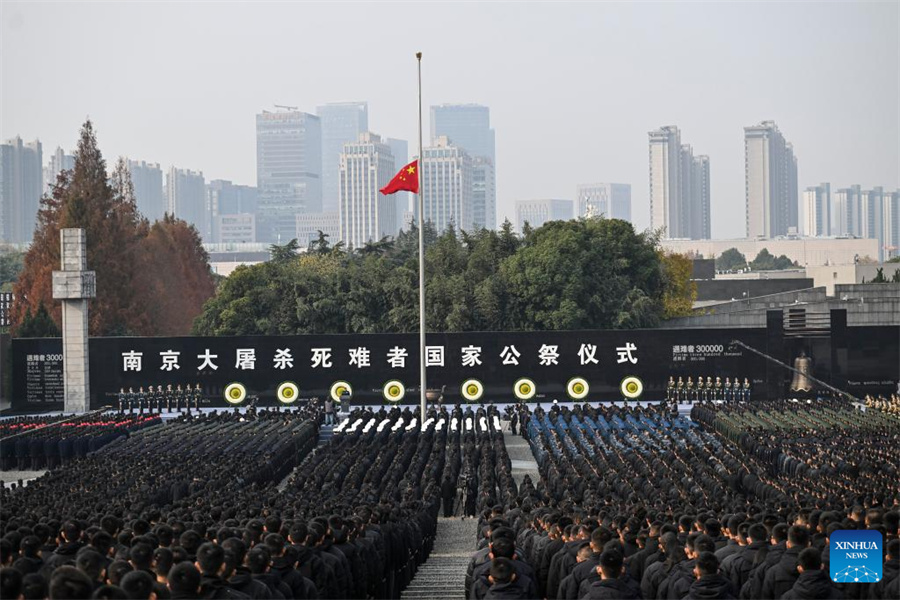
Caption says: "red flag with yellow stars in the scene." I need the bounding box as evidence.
[380,160,419,195]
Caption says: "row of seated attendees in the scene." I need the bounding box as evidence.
[117,385,204,413]
[865,393,900,415]
[465,400,897,599]
[0,403,509,599]
[666,377,751,403]
[0,413,160,472]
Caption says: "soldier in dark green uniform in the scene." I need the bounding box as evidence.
[667,376,675,402]
[118,388,126,413]
[677,376,685,402]
[193,383,202,411]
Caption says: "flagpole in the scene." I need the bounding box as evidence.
[416,51,426,423]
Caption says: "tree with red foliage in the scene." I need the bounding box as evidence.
[11,120,214,337]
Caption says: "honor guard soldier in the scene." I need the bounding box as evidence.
[175,384,184,411]
[705,376,714,401]
[686,377,695,402]
[742,377,751,401]
[714,376,723,401]
[165,384,175,412]
[667,376,676,402]
[118,388,126,413]
[723,377,732,402]
[193,383,202,411]
[696,376,705,402]
[154,385,164,412]
[677,376,685,402]
[137,387,148,413]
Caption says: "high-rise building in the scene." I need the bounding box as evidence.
[801,183,831,237]
[744,121,799,238]
[386,137,411,231]
[690,154,711,240]
[256,108,322,243]
[296,211,340,248]
[0,136,43,244]
[127,160,165,222]
[166,167,207,237]
[883,189,900,260]
[431,104,495,229]
[472,156,496,231]
[338,133,398,249]
[576,183,632,221]
[206,179,258,241]
[649,127,710,239]
[43,147,75,192]
[832,185,862,237]
[515,199,573,232]
[420,136,473,233]
[317,102,368,214]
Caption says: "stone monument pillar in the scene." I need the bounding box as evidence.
[52,229,96,413]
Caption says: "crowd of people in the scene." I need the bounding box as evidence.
[0,394,897,599]
[666,377,752,403]
[1,413,160,472]
[464,400,898,599]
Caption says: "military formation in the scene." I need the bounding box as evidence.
[117,384,204,413]
[666,376,751,403]
[463,400,898,599]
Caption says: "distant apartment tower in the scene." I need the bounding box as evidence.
[317,102,368,214]
[515,199,573,232]
[296,211,340,248]
[431,104,496,229]
[832,185,862,237]
[43,147,75,192]
[256,108,322,243]
[207,180,258,242]
[128,160,165,222]
[166,167,207,237]
[0,136,43,244]
[472,156,496,231]
[802,183,831,237]
[576,183,632,221]
[338,133,398,249]
[649,127,710,239]
[386,137,411,231]
[883,189,900,260]
[420,136,473,233]
[744,121,798,238]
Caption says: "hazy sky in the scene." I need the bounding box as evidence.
[2,1,897,238]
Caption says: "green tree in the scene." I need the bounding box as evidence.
[17,302,61,338]
[660,252,697,319]
[0,248,24,292]
[716,248,746,271]
[498,219,662,330]
[269,239,300,263]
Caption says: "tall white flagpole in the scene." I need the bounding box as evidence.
[416,51,426,423]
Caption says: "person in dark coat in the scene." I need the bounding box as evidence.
[583,549,641,599]
[683,552,736,600]
[480,558,532,600]
[780,548,842,600]
[442,476,457,518]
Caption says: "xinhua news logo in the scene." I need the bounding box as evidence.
[830,530,882,583]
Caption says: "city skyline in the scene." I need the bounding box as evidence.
[2,2,895,239]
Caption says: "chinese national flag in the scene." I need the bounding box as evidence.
[380,160,419,195]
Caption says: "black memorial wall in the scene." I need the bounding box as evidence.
[10,324,897,410]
